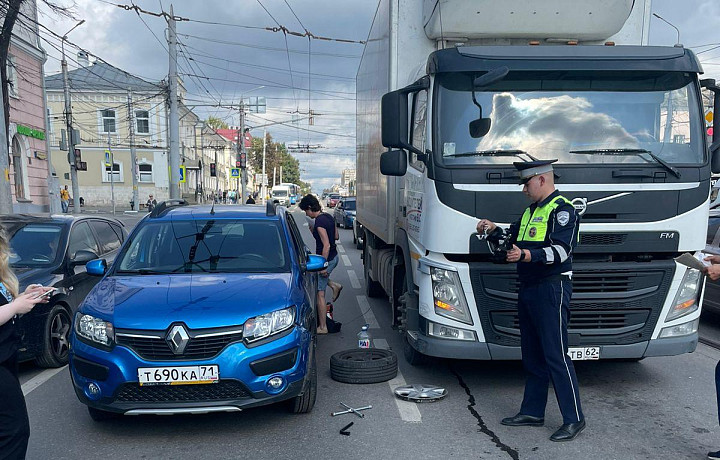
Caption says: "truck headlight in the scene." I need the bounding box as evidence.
[243,306,295,343]
[659,318,699,338]
[666,268,702,321]
[430,267,472,325]
[75,312,115,349]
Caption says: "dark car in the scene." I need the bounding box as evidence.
[69,202,326,420]
[1,214,126,367]
[704,209,720,315]
[333,197,356,228]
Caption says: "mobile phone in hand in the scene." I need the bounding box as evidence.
[32,288,56,299]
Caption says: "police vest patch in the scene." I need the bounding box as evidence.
[557,211,570,226]
[529,227,537,237]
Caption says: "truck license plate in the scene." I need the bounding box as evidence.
[567,347,600,361]
[138,365,219,386]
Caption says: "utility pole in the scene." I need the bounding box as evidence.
[107,131,115,214]
[167,4,180,199]
[240,102,247,205]
[262,128,267,204]
[62,22,84,214]
[127,89,139,210]
[0,75,12,214]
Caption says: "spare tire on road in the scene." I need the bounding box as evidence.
[330,348,398,384]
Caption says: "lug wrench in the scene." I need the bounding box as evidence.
[331,403,372,417]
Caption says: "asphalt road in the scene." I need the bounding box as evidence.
[17,206,720,459]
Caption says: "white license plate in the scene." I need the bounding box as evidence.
[567,347,600,361]
[138,365,219,386]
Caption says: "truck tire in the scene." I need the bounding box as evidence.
[330,349,398,384]
[363,245,384,298]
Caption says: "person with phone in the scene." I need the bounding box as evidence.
[0,229,51,459]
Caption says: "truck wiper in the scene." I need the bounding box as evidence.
[569,148,681,178]
[446,149,538,161]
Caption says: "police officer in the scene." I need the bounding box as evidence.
[477,159,585,442]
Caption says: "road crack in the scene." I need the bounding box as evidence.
[450,365,519,460]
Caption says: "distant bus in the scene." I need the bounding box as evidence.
[280,183,300,205]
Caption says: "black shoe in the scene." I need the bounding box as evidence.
[709,450,720,460]
[550,420,586,442]
[501,413,544,427]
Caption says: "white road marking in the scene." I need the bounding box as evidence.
[337,244,345,254]
[374,339,422,423]
[341,254,351,267]
[22,366,67,396]
[347,270,361,289]
[356,295,380,329]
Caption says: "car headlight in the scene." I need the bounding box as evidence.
[243,306,295,343]
[75,312,115,349]
[666,268,702,321]
[430,267,472,325]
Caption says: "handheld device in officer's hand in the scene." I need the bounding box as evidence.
[482,228,514,264]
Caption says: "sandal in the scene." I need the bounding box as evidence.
[332,283,343,302]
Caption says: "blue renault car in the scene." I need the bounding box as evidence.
[68,201,326,420]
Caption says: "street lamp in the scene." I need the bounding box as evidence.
[61,19,85,214]
[652,13,681,47]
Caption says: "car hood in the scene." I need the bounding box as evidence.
[81,273,295,330]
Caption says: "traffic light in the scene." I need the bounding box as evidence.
[210,162,216,177]
[239,152,247,169]
[235,160,241,168]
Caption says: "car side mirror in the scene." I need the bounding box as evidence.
[71,249,99,267]
[85,258,107,276]
[306,254,327,272]
[381,149,408,176]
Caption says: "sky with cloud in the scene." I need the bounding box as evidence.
[35,0,720,192]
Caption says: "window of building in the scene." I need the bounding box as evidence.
[136,110,150,134]
[103,162,123,182]
[138,163,153,183]
[11,136,25,199]
[100,109,116,133]
[7,56,18,98]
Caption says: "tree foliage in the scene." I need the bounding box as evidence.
[205,116,229,130]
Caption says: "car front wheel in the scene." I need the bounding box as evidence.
[291,349,317,413]
[35,304,71,368]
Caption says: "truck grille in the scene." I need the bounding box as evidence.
[116,327,243,361]
[580,233,627,246]
[114,380,250,403]
[469,261,675,347]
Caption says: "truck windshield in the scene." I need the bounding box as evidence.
[436,71,704,167]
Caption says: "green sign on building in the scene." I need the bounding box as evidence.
[16,124,45,140]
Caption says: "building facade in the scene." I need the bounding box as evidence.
[46,59,208,208]
[5,0,53,213]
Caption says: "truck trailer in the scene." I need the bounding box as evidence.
[356,0,720,364]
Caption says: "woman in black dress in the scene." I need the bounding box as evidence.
[0,230,50,459]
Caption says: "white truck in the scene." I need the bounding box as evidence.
[356,0,720,364]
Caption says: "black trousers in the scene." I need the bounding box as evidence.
[0,356,29,460]
[518,278,584,424]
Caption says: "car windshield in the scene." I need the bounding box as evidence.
[7,223,64,267]
[273,190,288,197]
[116,219,290,274]
[343,200,356,210]
[330,195,340,200]
[436,71,704,167]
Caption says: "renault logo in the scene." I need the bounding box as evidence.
[166,324,190,355]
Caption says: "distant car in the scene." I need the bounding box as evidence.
[69,202,326,421]
[1,214,126,367]
[703,208,720,315]
[333,197,356,228]
[326,194,340,208]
